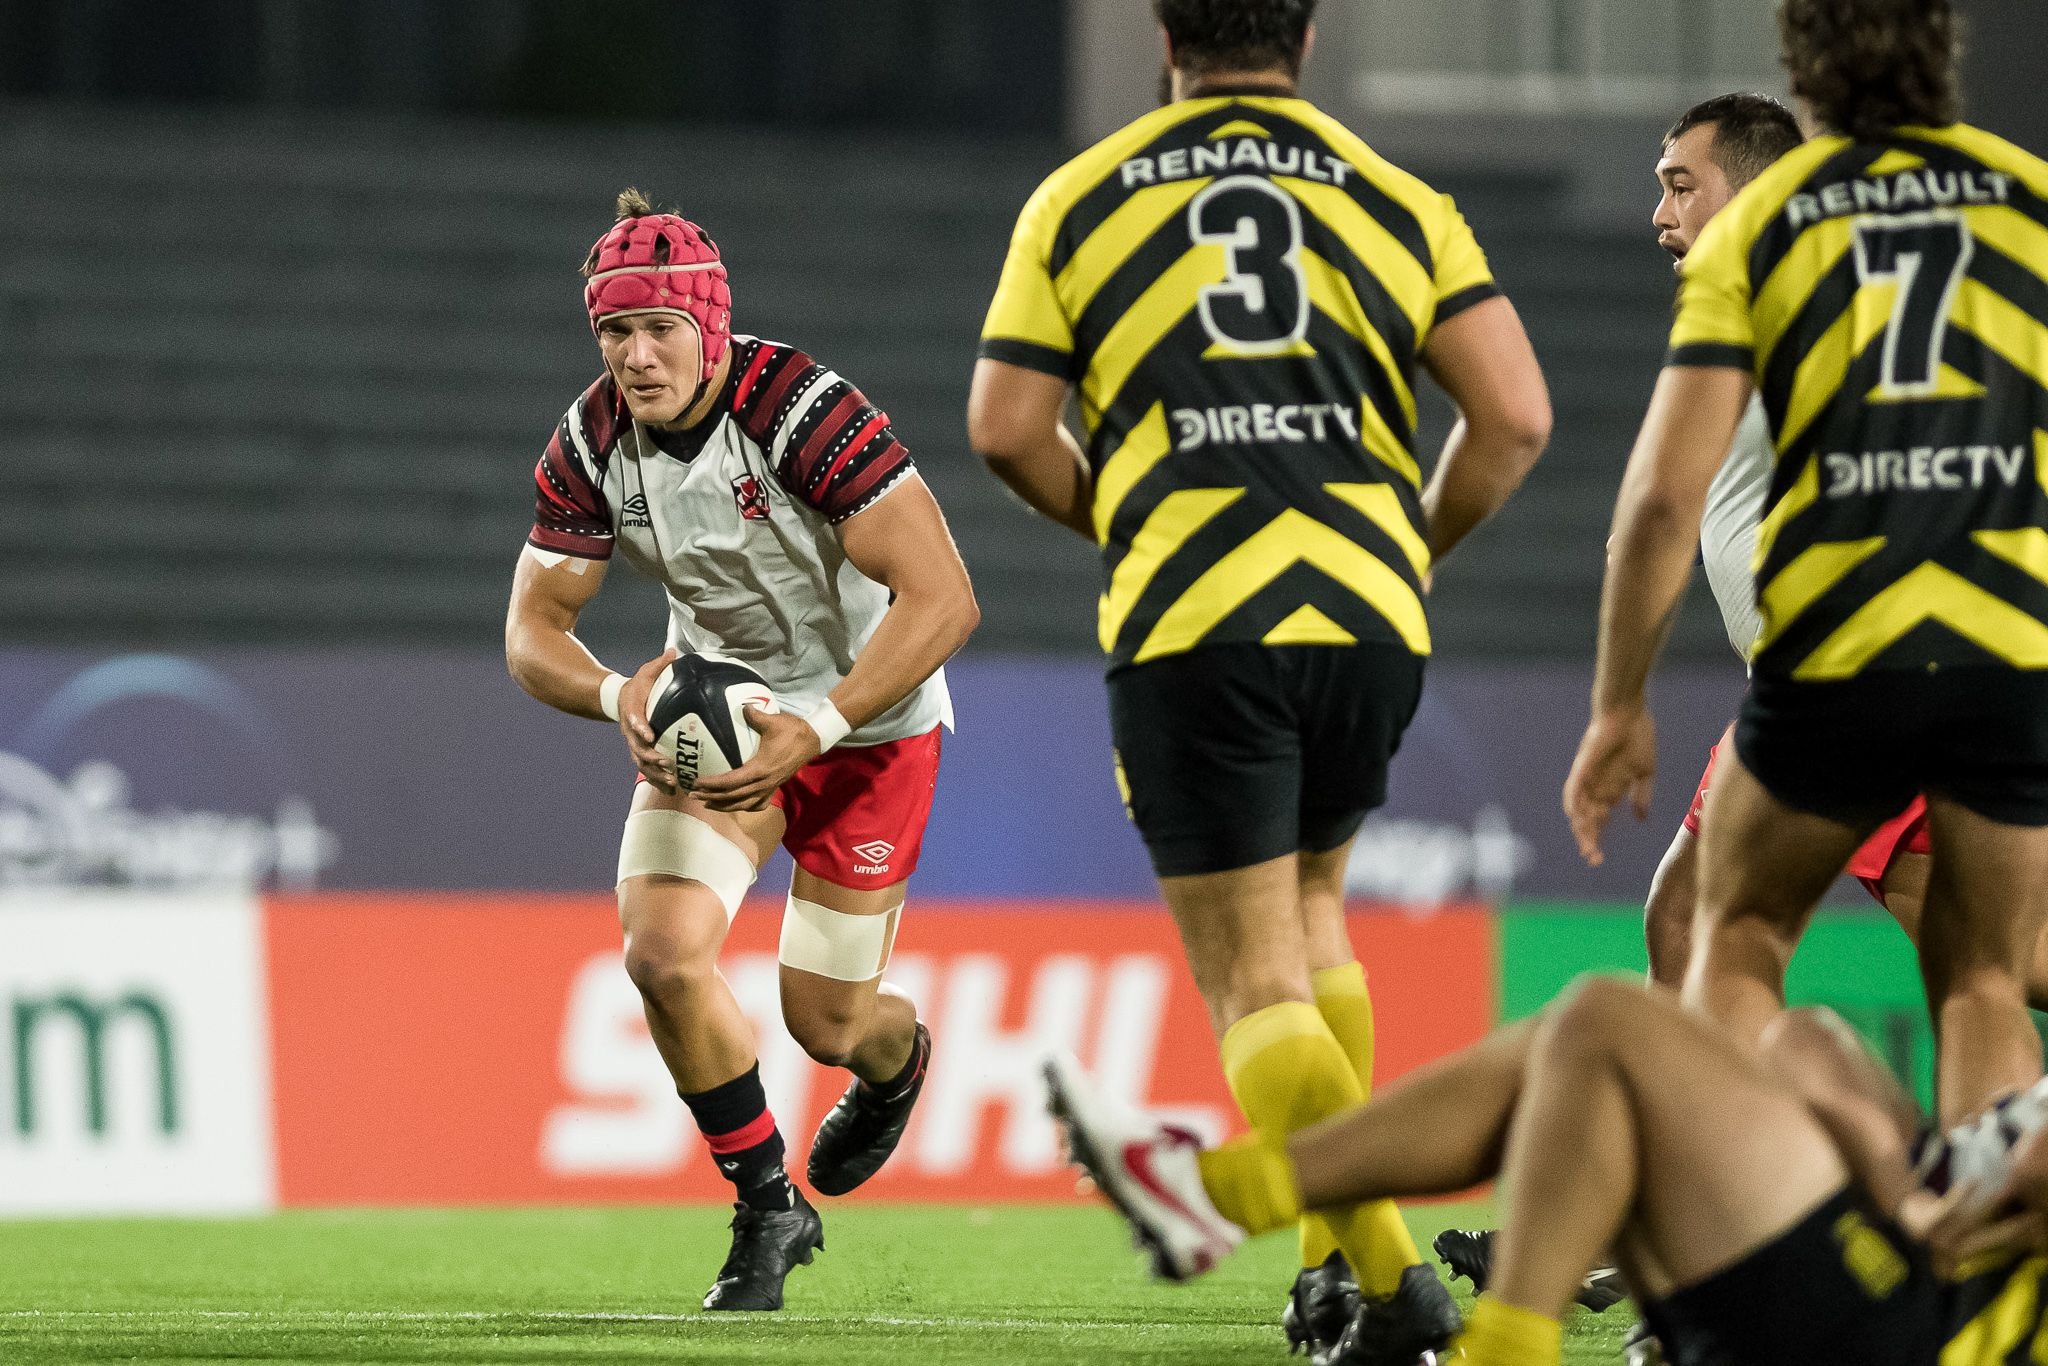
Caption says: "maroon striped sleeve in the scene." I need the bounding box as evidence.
[735,345,915,523]
[527,378,619,559]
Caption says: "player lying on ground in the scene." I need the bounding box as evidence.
[506,190,977,1310]
[1050,976,2048,1366]
[970,1,1549,1358]
[1566,0,2048,1130]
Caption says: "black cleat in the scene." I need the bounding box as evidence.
[808,1023,931,1197]
[1283,1251,1363,1359]
[1432,1227,1494,1295]
[1432,1227,1627,1313]
[1325,1264,1462,1366]
[701,1192,824,1311]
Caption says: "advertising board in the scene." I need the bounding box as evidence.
[265,897,1494,1204]
[0,891,275,1214]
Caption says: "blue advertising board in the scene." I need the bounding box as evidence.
[0,648,1756,901]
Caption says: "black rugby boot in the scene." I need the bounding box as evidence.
[700,1191,824,1311]
[1432,1227,1495,1296]
[1433,1227,1627,1312]
[1325,1264,1462,1366]
[807,1022,931,1197]
[1283,1251,1363,1358]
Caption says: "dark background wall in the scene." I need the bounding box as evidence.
[0,0,2039,665]
[0,0,1066,132]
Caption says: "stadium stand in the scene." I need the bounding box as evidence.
[0,106,1722,658]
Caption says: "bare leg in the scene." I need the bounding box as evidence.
[1488,980,1847,1311]
[1644,824,1698,988]
[1879,850,2048,1014]
[1915,798,2048,1124]
[1288,1017,1536,1203]
[1161,854,1310,1033]
[1687,748,1870,1046]
[1645,726,1727,988]
[1298,842,1358,977]
[777,868,917,1084]
[1286,980,1848,1313]
[1161,851,1435,1312]
[617,788,783,1094]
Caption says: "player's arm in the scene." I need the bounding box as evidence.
[1561,363,1751,862]
[968,361,1095,540]
[1565,211,1760,863]
[692,474,979,812]
[971,184,1093,541]
[1416,295,1552,561]
[1594,364,1751,709]
[505,546,615,719]
[505,548,677,786]
[826,474,979,725]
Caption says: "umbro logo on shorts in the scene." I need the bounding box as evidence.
[620,493,652,528]
[850,839,895,874]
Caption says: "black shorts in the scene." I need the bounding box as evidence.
[1736,666,2048,827]
[1105,642,1424,878]
[1642,1187,1942,1366]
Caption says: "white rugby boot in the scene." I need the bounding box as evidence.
[1042,1052,1245,1281]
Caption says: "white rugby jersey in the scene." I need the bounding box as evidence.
[529,335,952,744]
[1698,396,1774,659]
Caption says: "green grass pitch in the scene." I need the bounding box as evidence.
[0,1204,1631,1364]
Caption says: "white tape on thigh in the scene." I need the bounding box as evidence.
[778,894,900,982]
[616,810,758,921]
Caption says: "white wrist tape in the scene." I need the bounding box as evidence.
[778,894,900,982]
[615,810,758,921]
[597,672,627,723]
[804,700,852,753]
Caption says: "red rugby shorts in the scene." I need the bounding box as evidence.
[1683,737,1929,905]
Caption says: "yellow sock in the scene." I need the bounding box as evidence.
[1312,961,1376,1097]
[1223,1002,1420,1296]
[1197,1134,1300,1235]
[1453,1296,1562,1366]
[1221,1001,1362,1129]
[1295,963,1420,1295]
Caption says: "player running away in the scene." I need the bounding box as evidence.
[505,190,977,1311]
[1569,0,2048,1135]
[969,0,1550,1360]
[1049,974,2048,1366]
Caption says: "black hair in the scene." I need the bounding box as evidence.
[1779,0,1963,141]
[1664,93,1804,189]
[1154,0,1316,77]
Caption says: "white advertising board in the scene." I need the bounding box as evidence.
[0,891,275,1214]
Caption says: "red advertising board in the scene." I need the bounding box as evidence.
[266,897,1493,1205]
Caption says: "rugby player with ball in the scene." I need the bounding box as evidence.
[505,190,977,1311]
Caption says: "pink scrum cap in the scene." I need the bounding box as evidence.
[582,213,732,384]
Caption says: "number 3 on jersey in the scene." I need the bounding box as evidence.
[1190,175,1309,354]
[1852,211,1974,397]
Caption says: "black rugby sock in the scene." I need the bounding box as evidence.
[682,1064,795,1210]
[861,1022,929,1101]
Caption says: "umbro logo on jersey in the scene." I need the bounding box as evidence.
[850,839,895,874]
[620,493,652,528]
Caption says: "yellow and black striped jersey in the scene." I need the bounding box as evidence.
[979,92,1500,670]
[1940,1252,2048,1363]
[1671,122,2048,682]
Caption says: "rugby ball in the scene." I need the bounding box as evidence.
[646,655,778,789]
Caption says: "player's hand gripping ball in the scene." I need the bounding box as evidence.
[647,655,778,791]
